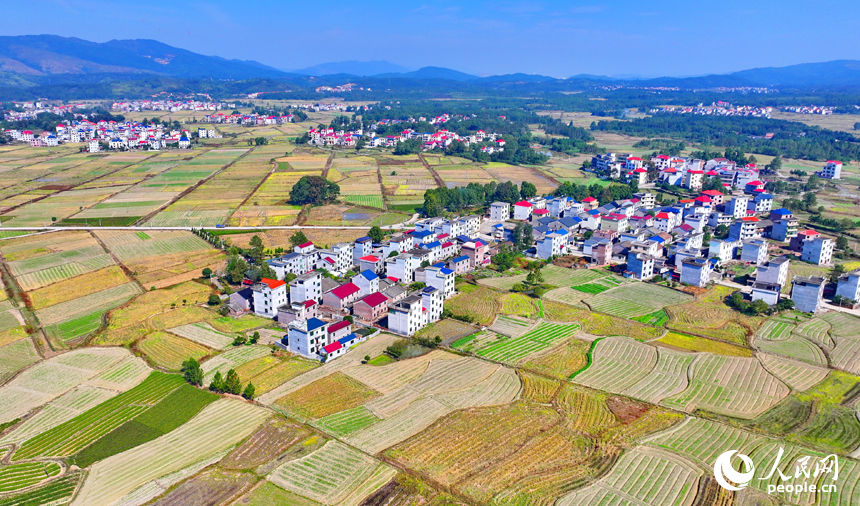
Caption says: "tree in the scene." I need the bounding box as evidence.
[224,369,242,395]
[202,267,212,278]
[368,225,385,244]
[520,181,537,199]
[233,334,247,346]
[750,299,770,315]
[249,235,265,262]
[715,224,729,239]
[420,260,431,268]
[242,382,256,400]
[209,371,224,393]
[830,264,847,283]
[805,174,821,191]
[837,235,850,251]
[250,331,260,344]
[254,136,268,146]
[207,294,221,306]
[289,231,309,248]
[181,358,203,386]
[289,175,340,205]
[226,255,249,283]
[776,298,795,311]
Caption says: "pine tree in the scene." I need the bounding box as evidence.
[210,371,224,393]
[242,382,256,400]
[224,369,242,395]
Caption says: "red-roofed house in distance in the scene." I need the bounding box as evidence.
[530,208,550,223]
[322,282,361,311]
[820,161,842,179]
[630,167,648,185]
[294,241,315,254]
[353,292,390,322]
[513,201,533,220]
[790,229,821,252]
[359,255,381,273]
[582,196,599,211]
[252,278,287,318]
[700,189,725,206]
[744,180,765,194]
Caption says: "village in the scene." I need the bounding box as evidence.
[214,154,851,366]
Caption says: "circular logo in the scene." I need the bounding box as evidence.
[714,450,755,491]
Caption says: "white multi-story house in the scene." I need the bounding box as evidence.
[88,139,100,153]
[421,286,444,323]
[252,278,288,318]
[385,253,420,284]
[417,266,456,298]
[680,258,712,287]
[513,201,533,220]
[352,270,380,297]
[286,317,329,359]
[383,234,414,257]
[353,236,373,264]
[536,230,569,259]
[490,202,510,221]
[820,160,842,179]
[756,257,790,288]
[388,295,428,336]
[289,271,321,304]
[725,196,749,219]
[836,269,860,302]
[741,239,769,266]
[801,237,834,266]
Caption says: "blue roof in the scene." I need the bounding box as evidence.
[456,235,472,243]
[649,236,666,244]
[440,268,454,275]
[355,236,371,243]
[306,318,327,331]
[756,193,773,200]
[338,333,358,345]
[771,208,792,215]
[360,269,378,281]
[452,255,469,262]
[432,261,445,268]
[587,210,600,216]
[425,241,441,249]
[412,230,433,238]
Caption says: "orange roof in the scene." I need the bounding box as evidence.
[260,278,286,289]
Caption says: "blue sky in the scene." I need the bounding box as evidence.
[4,0,859,77]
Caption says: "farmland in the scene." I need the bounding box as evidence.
[665,285,764,345]
[138,331,211,370]
[275,372,379,419]
[475,322,581,364]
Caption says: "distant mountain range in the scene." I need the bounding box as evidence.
[2,35,860,90]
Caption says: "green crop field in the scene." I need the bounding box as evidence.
[313,406,380,437]
[631,309,669,326]
[571,283,610,294]
[0,471,81,506]
[12,372,183,460]
[343,195,384,209]
[757,319,797,340]
[0,462,62,492]
[73,383,219,467]
[476,322,581,363]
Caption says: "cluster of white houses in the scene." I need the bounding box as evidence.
[4,119,193,152]
[227,215,491,362]
[307,125,506,152]
[650,104,772,117]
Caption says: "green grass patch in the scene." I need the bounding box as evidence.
[631,309,669,326]
[135,231,151,240]
[368,355,395,366]
[343,195,384,209]
[476,322,581,363]
[0,462,61,492]
[571,283,610,294]
[452,332,481,349]
[56,216,141,226]
[93,201,161,210]
[207,228,264,236]
[46,311,104,343]
[387,203,422,212]
[569,337,605,379]
[73,383,218,468]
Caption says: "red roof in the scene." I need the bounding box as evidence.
[747,180,764,186]
[701,190,722,196]
[680,199,694,203]
[533,209,549,215]
[298,241,314,248]
[800,230,819,236]
[582,197,597,202]
[694,196,712,203]
[741,217,759,222]
[360,255,379,262]
[627,157,642,161]
[656,155,670,159]
[634,168,647,173]
[827,160,842,164]
[655,212,671,219]
[303,300,316,308]
[688,170,704,174]
[753,188,765,193]
[705,170,719,176]
[360,292,389,308]
[327,319,351,333]
[663,168,677,173]
[323,342,342,354]
[514,201,533,207]
[331,282,360,299]
[260,278,285,290]
[322,256,334,264]
[442,241,453,248]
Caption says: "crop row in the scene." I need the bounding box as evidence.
[476,323,580,363]
[0,462,62,493]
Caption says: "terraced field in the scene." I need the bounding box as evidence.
[268,440,395,505]
[475,322,581,364]
[170,322,235,349]
[12,372,183,460]
[201,345,272,384]
[573,336,658,392]
[0,461,63,493]
[584,283,692,319]
[139,332,211,370]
